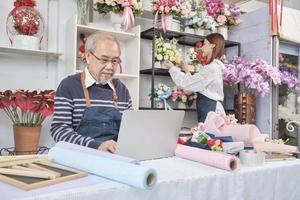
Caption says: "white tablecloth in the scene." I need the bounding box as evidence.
[2,157,300,200]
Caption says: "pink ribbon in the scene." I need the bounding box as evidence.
[121,1,135,31]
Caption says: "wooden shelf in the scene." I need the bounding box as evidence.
[77,24,138,41]
[141,27,241,48]
[0,46,62,58]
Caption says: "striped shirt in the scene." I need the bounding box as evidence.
[50,72,132,149]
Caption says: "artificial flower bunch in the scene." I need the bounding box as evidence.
[93,0,143,30]
[204,0,241,27]
[154,36,181,65]
[78,33,87,62]
[187,40,208,67]
[223,56,282,97]
[152,83,172,101]
[93,0,143,16]
[0,90,55,126]
[191,131,223,152]
[215,3,241,26]
[10,0,40,36]
[171,86,197,107]
[184,4,218,31]
[152,0,187,18]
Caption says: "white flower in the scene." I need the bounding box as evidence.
[156,54,163,61]
[164,55,169,60]
[170,56,175,62]
[163,43,171,49]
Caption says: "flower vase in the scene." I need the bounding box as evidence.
[6,6,44,50]
[184,27,194,34]
[77,0,90,25]
[194,28,206,36]
[155,99,164,109]
[217,25,228,40]
[177,102,187,109]
[110,12,123,31]
[13,125,41,155]
[165,15,181,32]
[12,35,39,50]
[234,93,256,124]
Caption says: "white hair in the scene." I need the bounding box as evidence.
[85,32,121,54]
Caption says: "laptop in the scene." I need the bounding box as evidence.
[115,110,185,161]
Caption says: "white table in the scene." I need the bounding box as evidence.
[2,157,300,200]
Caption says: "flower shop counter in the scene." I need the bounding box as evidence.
[2,157,300,200]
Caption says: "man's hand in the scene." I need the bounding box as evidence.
[98,140,117,153]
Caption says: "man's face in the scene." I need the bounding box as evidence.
[87,40,120,84]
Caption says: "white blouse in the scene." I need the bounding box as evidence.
[169,59,225,114]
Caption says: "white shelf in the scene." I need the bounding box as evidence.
[77,24,138,41]
[0,46,62,58]
[75,70,138,79]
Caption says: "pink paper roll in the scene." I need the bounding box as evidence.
[218,124,261,147]
[253,141,299,154]
[175,144,240,171]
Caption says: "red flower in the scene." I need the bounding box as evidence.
[195,40,203,48]
[79,45,85,53]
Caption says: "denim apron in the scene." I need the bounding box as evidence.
[196,93,218,122]
[75,71,122,144]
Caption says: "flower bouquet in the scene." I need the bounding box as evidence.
[184,4,218,34]
[151,83,172,109]
[93,0,143,31]
[171,86,197,108]
[152,0,187,32]
[0,89,55,154]
[223,56,282,97]
[187,40,208,72]
[6,0,44,50]
[154,36,181,67]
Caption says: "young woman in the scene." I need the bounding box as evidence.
[164,33,226,122]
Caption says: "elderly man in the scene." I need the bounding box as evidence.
[51,32,132,153]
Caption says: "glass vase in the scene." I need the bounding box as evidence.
[77,0,90,25]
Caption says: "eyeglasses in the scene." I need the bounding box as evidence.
[90,51,121,66]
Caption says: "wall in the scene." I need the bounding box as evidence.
[229,6,273,135]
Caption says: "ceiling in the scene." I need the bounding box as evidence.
[224,0,300,12]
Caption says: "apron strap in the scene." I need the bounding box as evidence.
[80,70,119,108]
[108,81,119,108]
[80,71,91,108]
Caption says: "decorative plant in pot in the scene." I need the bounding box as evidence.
[6,0,44,50]
[0,90,55,155]
[93,0,143,31]
[223,56,282,124]
[171,86,197,109]
[154,36,181,69]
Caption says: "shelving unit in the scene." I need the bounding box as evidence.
[140,27,241,111]
[0,46,62,58]
[66,16,141,110]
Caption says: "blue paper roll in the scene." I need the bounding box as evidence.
[55,141,140,165]
[48,146,157,190]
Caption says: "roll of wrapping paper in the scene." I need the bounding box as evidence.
[48,146,157,190]
[239,150,265,166]
[175,144,240,171]
[253,141,299,154]
[55,141,140,164]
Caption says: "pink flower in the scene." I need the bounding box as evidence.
[216,15,227,25]
[165,6,170,14]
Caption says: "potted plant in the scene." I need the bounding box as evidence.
[223,56,282,124]
[93,0,143,31]
[0,89,55,154]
